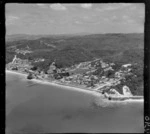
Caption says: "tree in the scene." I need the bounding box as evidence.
[27,73,33,79]
[12,67,18,70]
[104,70,115,78]
[93,67,103,77]
[31,66,37,71]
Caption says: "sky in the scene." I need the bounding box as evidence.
[5,3,145,35]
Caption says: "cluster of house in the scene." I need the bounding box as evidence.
[104,85,133,100]
[34,58,45,63]
[40,41,56,48]
[6,55,32,72]
[94,63,134,94]
[46,61,69,78]
[55,59,115,88]
[6,55,135,94]
[15,49,32,55]
[62,59,134,92]
[26,61,70,80]
[60,73,99,87]
[7,45,32,55]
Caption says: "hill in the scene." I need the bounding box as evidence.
[6,33,144,69]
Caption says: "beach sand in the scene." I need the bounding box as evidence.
[6,70,102,96]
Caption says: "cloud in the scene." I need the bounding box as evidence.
[120,3,133,7]
[128,6,137,11]
[104,6,119,11]
[50,3,67,10]
[7,16,19,20]
[96,5,120,12]
[81,4,92,9]
[122,15,135,24]
[74,20,83,24]
[6,15,19,25]
[63,4,77,6]
[37,4,47,8]
[96,3,136,12]
[111,15,117,20]
[37,4,45,6]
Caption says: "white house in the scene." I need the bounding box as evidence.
[122,64,132,68]
[122,85,133,97]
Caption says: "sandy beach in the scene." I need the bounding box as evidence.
[6,70,102,96]
[6,70,27,77]
[6,70,144,103]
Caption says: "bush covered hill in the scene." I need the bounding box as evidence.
[6,33,144,96]
[6,33,144,69]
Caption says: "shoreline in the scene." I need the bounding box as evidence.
[6,70,144,103]
[6,70,101,96]
[6,70,28,77]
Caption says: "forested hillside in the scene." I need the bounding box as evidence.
[6,33,144,69]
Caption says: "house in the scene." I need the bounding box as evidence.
[122,64,132,68]
[122,85,133,97]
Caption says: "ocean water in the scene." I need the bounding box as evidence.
[6,72,144,133]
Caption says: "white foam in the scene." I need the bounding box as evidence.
[31,78,103,97]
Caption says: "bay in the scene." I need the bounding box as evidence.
[6,72,144,133]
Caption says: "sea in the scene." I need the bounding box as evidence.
[6,72,144,133]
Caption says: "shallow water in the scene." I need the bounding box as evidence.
[6,72,144,133]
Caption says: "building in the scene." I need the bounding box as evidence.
[47,61,56,74]
[6,55,32,71]
[122,64,132,68]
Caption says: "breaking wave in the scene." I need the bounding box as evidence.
[91,95,143,108]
